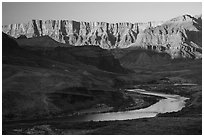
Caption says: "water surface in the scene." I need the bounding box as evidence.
[67,89,188,122]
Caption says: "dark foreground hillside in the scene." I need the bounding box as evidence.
[2,33,202,135]
[2,33,132,122]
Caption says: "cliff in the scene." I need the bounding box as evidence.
[2,14,202,58]
[131,14,202,58]
[2,20,162,48]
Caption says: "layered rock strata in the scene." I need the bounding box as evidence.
[2,14,202,58]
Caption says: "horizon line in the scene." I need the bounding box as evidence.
[2,13,202,26]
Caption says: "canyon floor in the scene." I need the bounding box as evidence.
[2,82,202,135]
[2,33,202,135]
[2,59,202,135]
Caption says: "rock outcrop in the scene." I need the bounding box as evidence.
[2,14,202,58]
[2,20,162,48]
[131,14,202,58]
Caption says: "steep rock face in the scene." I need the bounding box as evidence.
[2,20,162,49]
[131,14,202,58]
[2,14,202,58]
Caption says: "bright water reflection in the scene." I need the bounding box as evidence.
[68,89,188,122]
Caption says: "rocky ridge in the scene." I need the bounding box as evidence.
[131,14,202,58]
[2,14,202,58]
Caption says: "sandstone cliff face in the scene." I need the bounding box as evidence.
[2,14,202,58]
[131,14,202,58]
[2,20,162,48]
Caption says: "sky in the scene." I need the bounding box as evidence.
[2,2,202,25]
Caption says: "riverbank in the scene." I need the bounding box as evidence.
[3,88,189,134]
[2,80,202,135]
[3,115,201,135]
[71,90,163,116]
[2,89,162,125]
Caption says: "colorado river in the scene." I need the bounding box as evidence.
[66,89,189,122]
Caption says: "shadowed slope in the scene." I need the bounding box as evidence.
[112,47,171,69]
[16,36,127,73]
[2,33,131,121]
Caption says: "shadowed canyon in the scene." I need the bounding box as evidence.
[2,13,202,135]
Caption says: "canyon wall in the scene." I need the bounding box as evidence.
[2,20,162,48]
[2,14,202,58]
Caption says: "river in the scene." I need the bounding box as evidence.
[65,89,189,122]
